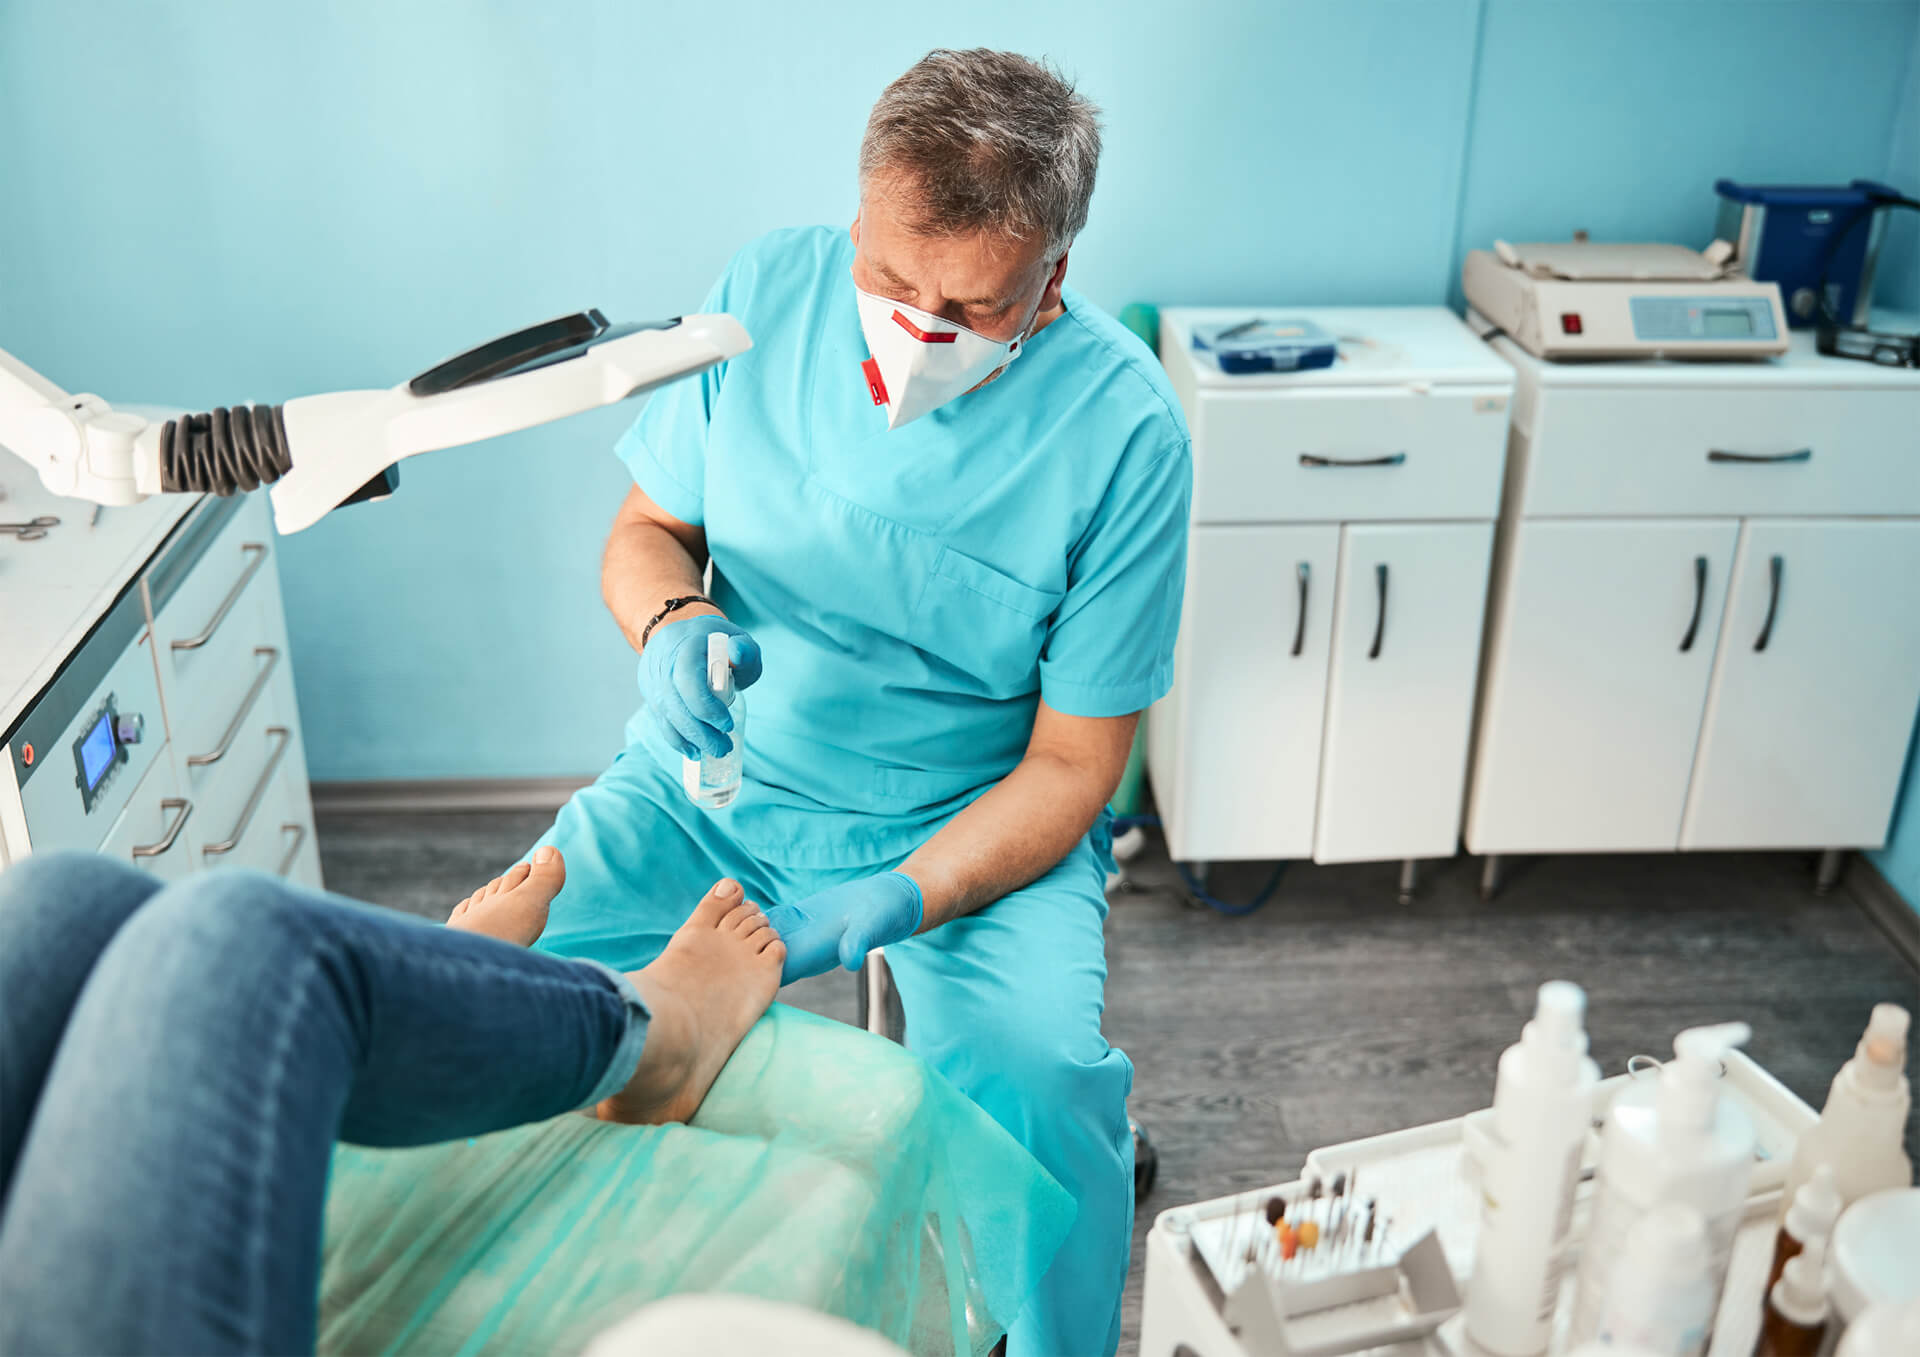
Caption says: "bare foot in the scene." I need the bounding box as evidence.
[447,846,565,947]
[597,878,784,1126]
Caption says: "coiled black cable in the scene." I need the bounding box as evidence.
[158,404,293,495]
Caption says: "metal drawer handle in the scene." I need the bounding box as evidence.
[187,647,279,767]
[1707,448,1812,464]
[1754,554,1784,652]
[1299,452,1407,469]
[203,727,289,858]
[131,798,193,859]
[172,543,267,651]
[1369,563,1389,660]
[1292,562,1311,657]
[276,822,307,878]
[1680,555,1708,652]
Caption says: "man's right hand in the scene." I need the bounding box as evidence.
[640,615,763,760]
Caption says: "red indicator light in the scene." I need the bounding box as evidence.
[21,743,33,766]
[1560,313,1583,335]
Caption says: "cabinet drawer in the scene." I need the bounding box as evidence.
[98,754,196,881]
[1522,386,1920,518]
[151,500,282,761]
[1190,388,1509,523]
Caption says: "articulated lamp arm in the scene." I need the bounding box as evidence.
[0,310,750,533]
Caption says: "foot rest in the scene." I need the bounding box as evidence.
[319,1005,1073,1356]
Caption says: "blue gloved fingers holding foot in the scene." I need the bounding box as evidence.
[765,872,924,985]
[639,615,762,760]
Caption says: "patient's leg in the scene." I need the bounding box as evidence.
[599,878,784,1127]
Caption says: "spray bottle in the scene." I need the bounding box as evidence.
[1464,980,1601,1356]
[1568,1023,1757,1346]
[681,632,743,809]
[1782,1004,1911,1216]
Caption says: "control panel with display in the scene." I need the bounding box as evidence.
[72,695,143,813]
[1629,296,1779,344]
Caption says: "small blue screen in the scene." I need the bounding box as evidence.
[79,714,117,790]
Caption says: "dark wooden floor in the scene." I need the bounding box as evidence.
[316,812,1919,1357]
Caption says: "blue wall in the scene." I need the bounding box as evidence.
[3,0,1917,784]
[1867,11,1920,914]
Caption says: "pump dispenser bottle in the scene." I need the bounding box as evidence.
[1594,1202,1716,1357]
[1569,1023,1758,1346]
[1783,1004,1912,1216]
[682,632,743,808]
[1464,981,1601,1356]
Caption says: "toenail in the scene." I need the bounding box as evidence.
[535,846,556,865]
[717,879,741,898]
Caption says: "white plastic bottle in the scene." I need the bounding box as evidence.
[1464,980,1601,1357]
[681,632,743,808]
[1782,1004,1912,1216]
[1594,1202,1717,1357]
[1568,1022,1757,1345]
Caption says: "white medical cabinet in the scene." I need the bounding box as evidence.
[2,485,322,885]
[1465,324,1920,867]
[1149,308,1515,875]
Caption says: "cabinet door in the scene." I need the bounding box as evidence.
[1680,519,1920,850]
[1149,524,1340,862]
[1466,520,1739,853]
[1315,524,1494,863]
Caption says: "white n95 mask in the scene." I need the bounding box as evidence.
[853,280,1031,430]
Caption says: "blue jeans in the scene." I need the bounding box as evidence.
[0,853,651,1356]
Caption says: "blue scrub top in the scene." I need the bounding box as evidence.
[616,226,1191,866]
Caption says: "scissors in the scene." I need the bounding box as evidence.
[0,516,59,541]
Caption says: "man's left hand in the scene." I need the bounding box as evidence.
[764,872,924,984]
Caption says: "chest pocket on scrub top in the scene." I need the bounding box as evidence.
[907,546,1063,696]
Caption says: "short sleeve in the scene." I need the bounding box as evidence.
[1038,438,1192,718]
[612,268,736,526]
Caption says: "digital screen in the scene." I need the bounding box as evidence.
[1703,310,1754,337]
[79,714,117,791]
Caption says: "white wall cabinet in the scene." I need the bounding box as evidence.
[1467,328,1920,878]
[1150,308,1514,883]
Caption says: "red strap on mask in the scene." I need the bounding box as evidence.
[891,310,958,343]
[861,357,888,406]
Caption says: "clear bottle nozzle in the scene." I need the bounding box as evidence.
[1857,1003,1910,1089]
[706,631,732,699]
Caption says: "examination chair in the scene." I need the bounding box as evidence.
[317,1004,1072,1357]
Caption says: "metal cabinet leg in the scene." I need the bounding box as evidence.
[1397,858,1419,905]
[1479,854,1504,903]
[1815,849,1846,897]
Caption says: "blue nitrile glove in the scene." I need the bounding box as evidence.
[764,872,925,984]
[639,614,762,760]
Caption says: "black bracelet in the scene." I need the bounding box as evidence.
[640,594,716,651]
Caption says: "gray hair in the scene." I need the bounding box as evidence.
[859,49,1103,260]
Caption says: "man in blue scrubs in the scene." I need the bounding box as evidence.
[533,49,1190,1356]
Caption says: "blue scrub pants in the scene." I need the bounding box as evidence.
[532,746,1135,1357]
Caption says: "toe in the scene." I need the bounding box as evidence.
[692,879,744,927]
[727,905,767,934]
[494,862,532,897]
[762,935,786,961]
[520,845,566,902]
